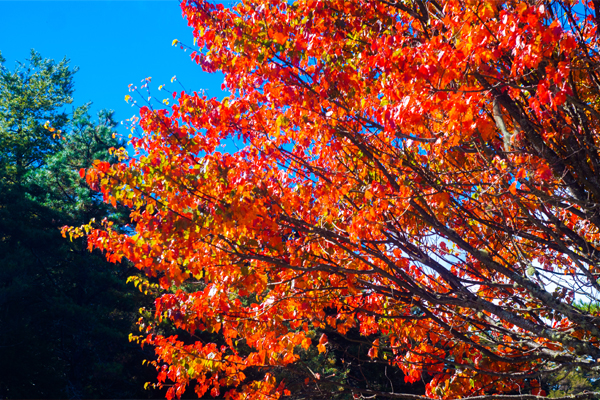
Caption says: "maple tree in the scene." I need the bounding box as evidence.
[68,0,600,398]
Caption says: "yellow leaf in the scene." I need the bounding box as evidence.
[172,39,179,46]
[125,95,131,102]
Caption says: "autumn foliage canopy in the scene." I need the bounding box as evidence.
[67,0,600,398]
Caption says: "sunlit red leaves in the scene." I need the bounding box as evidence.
[316,333,328,354]
[69,0,600,399]
[536,165,553,181]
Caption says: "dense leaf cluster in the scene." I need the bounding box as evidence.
[72,1,600,399]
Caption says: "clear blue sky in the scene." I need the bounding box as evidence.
[0,0,224,132]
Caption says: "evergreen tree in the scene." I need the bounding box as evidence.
[0,50,157,399]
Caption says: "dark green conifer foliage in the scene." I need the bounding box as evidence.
[0,50,157,399]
